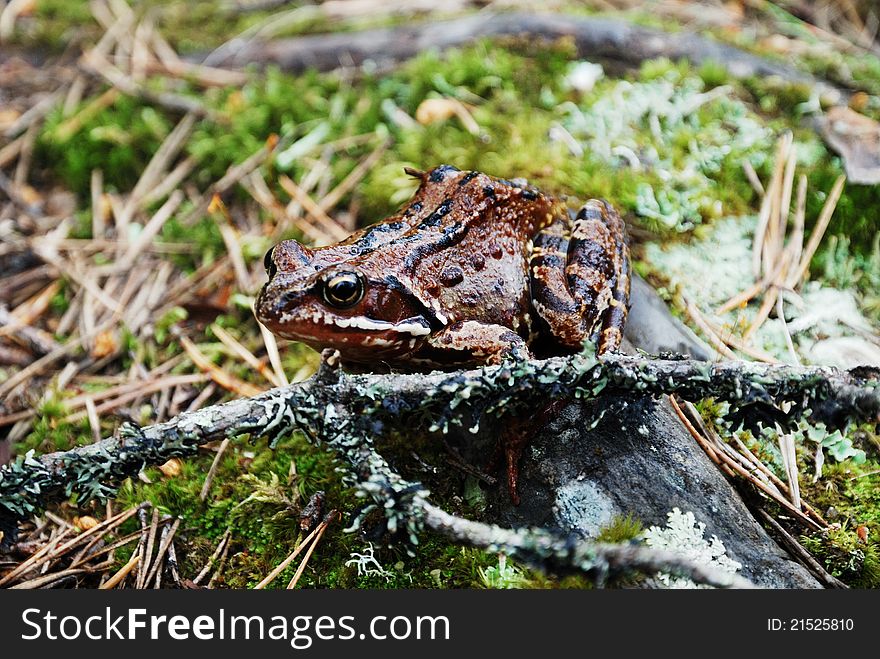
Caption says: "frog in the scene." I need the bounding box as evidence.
[255,164,630,501]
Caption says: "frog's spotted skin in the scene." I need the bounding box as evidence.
[255,165,629,369]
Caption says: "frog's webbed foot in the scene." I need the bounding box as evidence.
[425,320,530,365]
[530,199,630,354]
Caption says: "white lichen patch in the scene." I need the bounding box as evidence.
[643,508,742,589]
[645,215,756,304]
[646,215,880,366]
[344,543,397,582]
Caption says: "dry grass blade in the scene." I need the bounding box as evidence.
[69,531,142,569]
[0,528,73,587]
[279,175,349,242]
[193,529,231,586]
[752,132,791,277]
[253,525,322,589]
[81,48,212,118]
[682,298,738,359]
[287,511,339,589]
[788,174,846,288]
[52,88,120,142]
[703,318,781,363]
[206,536,232,589]
[315,137,391,214]
[144,518,182,588]
[259,321,289,386]
[10,564,112,590]
[212,324,281,387]
[671,397,823,530]
[117,189,185,269]
[778,431,802,509]
[217,218,253,293]
[200,437,231,501]
[181,336,265,396]
[100,552,140,589]
[137,507,161,589]
[757,510,847,588]
[60,373,210,425]
[0,505,141,587]
[669,396,721,465]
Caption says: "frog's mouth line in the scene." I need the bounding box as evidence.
[275,309,433,339]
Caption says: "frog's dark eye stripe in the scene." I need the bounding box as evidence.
[322,271,365,309]
[263,247,277,278]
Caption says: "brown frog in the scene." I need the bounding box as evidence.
[255,164,630,502]
[256,164,630,368]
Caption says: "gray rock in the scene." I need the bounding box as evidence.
[483,275,820,588]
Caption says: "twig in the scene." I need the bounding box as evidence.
[199,438,231,501]
[757,510,847,588]
[205,11,847,103]
[423,503,753,588]
[193,529,231,585]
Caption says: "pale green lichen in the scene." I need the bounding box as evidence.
[558,70,772,231]
[642,508,742,589]
[478,554,530,589]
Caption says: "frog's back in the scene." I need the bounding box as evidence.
[348,165,567,331]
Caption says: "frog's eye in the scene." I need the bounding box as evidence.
[263,247,277,278]
[322,271,364,309]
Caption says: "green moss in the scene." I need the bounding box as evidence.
[39,96,174,195]
[17,398,93,455]
[596,513,644,543]
[800,525,880,588]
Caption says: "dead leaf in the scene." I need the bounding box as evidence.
[415,98,480,135]
[74,515,99,531]
[820,106,880,184]
[158,458,182,478]
[91,329,118,358]
[415,98,457,125]
[0,108,20,131]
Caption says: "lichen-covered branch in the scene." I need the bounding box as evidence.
[1,350,877,580]
[2,351,877,525]
[422,503,753,589]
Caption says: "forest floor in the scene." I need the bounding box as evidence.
[1,0,879,589]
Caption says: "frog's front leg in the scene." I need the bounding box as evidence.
[425,320,529,365]
[530,199,630,354]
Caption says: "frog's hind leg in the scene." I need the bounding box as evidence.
[572,200,630,353]
[530,199,629,354]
